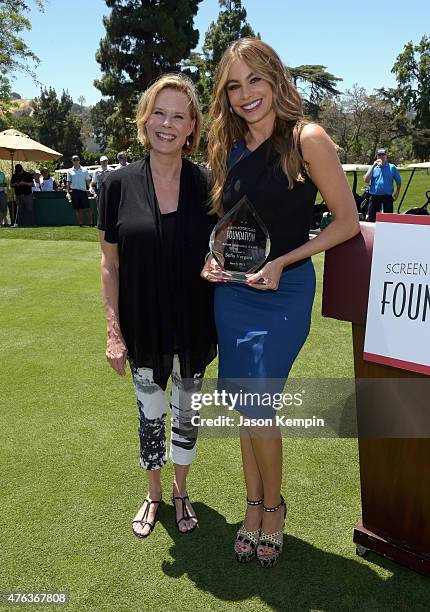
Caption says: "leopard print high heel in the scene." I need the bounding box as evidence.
[234,497,263,563]
[257,496,286,568]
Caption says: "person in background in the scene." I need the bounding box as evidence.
[90,155,112,197]
[116,151,128,167]
[40,168,58,191]
[66,155,93,227]
[0,168,8,226]
[364,148,401,222]
[11,164,34,227]
[32,170,42,192]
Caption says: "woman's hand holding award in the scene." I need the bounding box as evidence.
[207,195,271,285]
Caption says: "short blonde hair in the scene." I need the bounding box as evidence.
[136,73,202,155]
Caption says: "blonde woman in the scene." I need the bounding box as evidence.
[202,38,359,567]
[98,74,217,538]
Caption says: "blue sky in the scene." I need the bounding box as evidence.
[9,0,429,106]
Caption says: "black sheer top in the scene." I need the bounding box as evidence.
[97,157,217,389]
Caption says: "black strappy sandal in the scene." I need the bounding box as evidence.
[234,497,264,563]
[172,494,198,534]
[257,496,286,568]
[131,497,162,539]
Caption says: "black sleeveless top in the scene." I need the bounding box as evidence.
[223,139,317,267]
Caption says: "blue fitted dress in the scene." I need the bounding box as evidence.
[215,139,317,416]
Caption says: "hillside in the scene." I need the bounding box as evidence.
[11,98,34,117]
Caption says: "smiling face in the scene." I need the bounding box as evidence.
[226,58,275,128]
[145,88,195,156]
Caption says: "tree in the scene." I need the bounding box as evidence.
[90,98,116,150]
[390,36,430,158]
[289,65,342,120]
[61,113,84,160]
[71,96,93,145]
[0,0,44,115]
[183,0,257,115]
[391,36,430,129]
[319,85,413,164]
[363,93,412,162]
[32,87,83,160]
[412,129,430,160]
[202,0,256,80]
[10,111,39,140]
[0,76,12,120]
[95,0,202,150]
[0,0,43,76]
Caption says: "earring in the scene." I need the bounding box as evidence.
[186,137,190,147]
[229,105,233,114]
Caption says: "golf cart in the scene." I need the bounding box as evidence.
[397,161,430,215]
[312,164,370,231]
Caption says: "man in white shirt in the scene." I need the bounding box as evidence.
[66,155,93,227]
[90,155,111,197]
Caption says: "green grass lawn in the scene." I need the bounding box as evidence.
[0,233,429,612]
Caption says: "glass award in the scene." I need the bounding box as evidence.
[208,195,271,284]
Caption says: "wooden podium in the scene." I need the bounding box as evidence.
[322,222,430,577]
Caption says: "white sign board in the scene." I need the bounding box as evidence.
[364,213,430,375]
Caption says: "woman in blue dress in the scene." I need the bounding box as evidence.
[202,38,359,567]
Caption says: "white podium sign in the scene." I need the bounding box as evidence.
[364,213,430,375]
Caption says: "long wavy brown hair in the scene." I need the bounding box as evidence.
[207,38,307,216]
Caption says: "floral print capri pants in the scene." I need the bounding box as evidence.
[130,356,201,470]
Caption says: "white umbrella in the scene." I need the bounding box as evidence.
[0,128,62,174]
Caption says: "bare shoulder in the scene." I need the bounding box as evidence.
[300,123,333,146]
[300,123,337,163]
